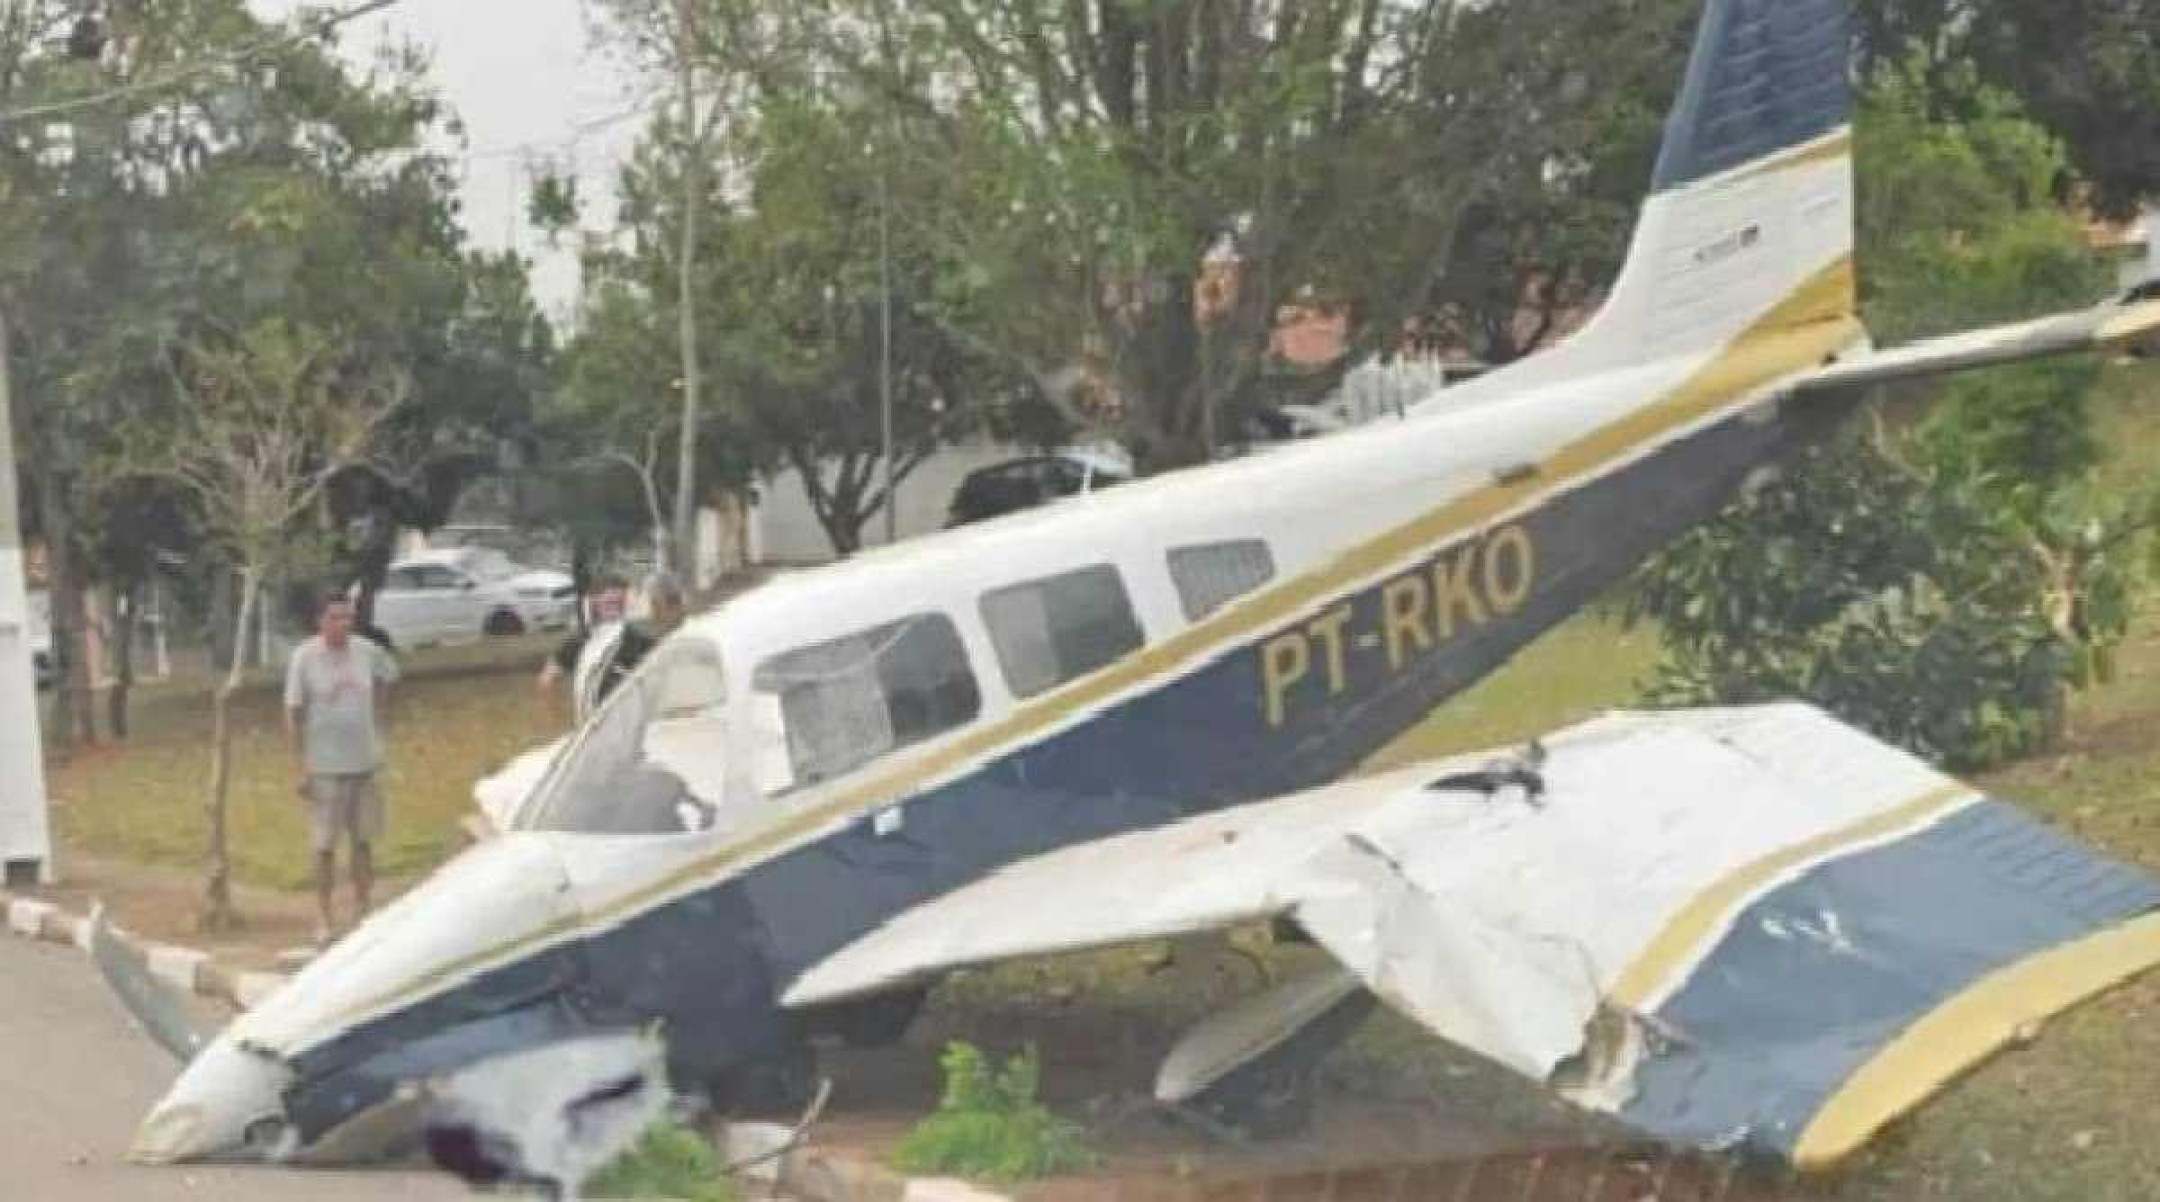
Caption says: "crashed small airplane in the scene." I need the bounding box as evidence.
[118,0,2160,1183]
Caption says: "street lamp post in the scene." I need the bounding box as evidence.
[877,121,895,547]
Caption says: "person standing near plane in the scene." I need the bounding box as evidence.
[538,573,689,721]
[285,593,399,944]
[539,574,629,718]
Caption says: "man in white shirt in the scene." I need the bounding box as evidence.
[285,593,398,943]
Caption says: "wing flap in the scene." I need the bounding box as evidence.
[1797,297,2160,395]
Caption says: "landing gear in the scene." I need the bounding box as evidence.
[1155,966,1376,1142]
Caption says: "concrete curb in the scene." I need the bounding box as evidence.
[0,891,286,1014]
[0,889,1018,1201]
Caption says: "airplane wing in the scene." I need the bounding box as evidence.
[1796,296,2160,396]
[783,704,2160,1170]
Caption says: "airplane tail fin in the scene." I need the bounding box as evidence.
[1460,0,1861,392]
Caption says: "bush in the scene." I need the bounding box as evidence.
[1628,438,2076,770]
[892,1043,1098,1183]
[585,1120,735,1202]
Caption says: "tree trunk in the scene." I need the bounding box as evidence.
[36,465,92,750]
[106,581,137,740]
[206,567,238,674]
[201,565,256,934]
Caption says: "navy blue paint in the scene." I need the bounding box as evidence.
[1652,0,1853,191]
[286,999,590,1143]
[285,392,1860,1145]
[1622,801,2160,1158]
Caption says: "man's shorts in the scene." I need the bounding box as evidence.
[303,773,384,854]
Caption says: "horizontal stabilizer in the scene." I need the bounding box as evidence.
[1798,297,2160,396]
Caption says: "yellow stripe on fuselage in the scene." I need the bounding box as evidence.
[1607,784,1978,1013]
[293,257,1865,1046]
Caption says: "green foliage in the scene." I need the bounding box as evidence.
[892,1043,1097,1183]
[1629,438,2074,769]
[1855,0,2160,217]
[1629,60,2154,771]
[585,1120,736,1202]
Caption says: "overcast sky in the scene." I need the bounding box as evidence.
[251,0,651,318]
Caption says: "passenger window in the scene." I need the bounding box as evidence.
[980,565,1145,699]
[752,614,979,790]
[1167,540,1277,621]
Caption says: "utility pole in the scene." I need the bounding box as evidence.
[0,308,52,886]
[671,0,704,587]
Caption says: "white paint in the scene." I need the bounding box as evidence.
[234,972,288,1012]
[145,944,209,994]
[6,896,54,937]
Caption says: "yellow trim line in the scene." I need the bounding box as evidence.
[1794,908,2160,1171]
[1609,784,1978,1012]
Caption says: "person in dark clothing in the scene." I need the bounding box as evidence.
[538,573,688,720]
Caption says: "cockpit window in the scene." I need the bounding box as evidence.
[526,640,727,835]
[752,613,979,793]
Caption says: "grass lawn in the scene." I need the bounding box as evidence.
[46,634,565,891]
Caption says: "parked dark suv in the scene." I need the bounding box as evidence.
[945,451,1130,527]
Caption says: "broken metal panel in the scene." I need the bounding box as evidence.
[471,737,567,834]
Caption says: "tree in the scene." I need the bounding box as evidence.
[0,0,527,740]
[760,0,1699,471]
[131,320,404,933]
[1627,62,2151,770]
[1856,0,2160,217]
[717,90,1049,553]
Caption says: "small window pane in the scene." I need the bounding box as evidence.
[980,565,1145,699]
[1168,540,1277,621]
[753,614,979,789]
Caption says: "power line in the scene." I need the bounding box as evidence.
[0,0,407,125]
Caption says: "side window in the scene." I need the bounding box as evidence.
[383,567,420,592]
[752,614,980,791]
[1167,540,1277,622]
[413,565,462,591]
[980,565,1145,699]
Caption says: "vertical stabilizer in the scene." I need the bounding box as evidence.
[1445,0,1861,397]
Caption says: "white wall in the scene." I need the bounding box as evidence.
[752,438,1035,564]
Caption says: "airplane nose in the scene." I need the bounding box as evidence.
[133,833,584,1164]
[130,1034,293,1164]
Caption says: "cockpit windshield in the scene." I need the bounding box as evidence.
[524,639,728,835]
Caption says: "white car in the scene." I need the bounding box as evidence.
[371,548,575,648]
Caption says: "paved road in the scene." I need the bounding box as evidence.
[0,933,471,1201]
